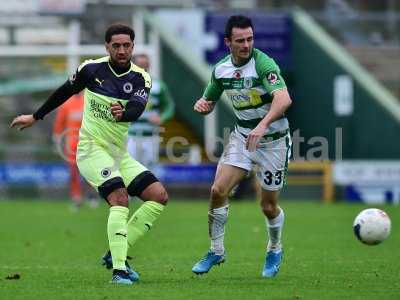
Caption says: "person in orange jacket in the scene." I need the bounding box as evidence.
[53,93,85,207]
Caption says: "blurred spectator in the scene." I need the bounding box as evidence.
[127,53,175,171]
[53,93,97,209]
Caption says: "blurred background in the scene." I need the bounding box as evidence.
[0,0,399,204]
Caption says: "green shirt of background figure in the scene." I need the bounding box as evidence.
[127,53,175,172]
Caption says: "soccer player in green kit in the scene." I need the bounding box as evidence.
[10,24,168,285]
[192,15,292,278]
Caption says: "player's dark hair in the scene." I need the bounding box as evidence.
[105,23,135,43]
[224,15,253,39]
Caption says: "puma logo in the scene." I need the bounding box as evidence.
[95,78,104,86]
[115,232,127,237]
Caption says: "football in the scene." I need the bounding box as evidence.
[353,208,391,245]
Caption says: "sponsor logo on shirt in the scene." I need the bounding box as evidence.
[89,99,114,122]
[134,88,148,100]
[227,90,263,109]
[95,78,104,86]
[230,94,250,102]
[232,80,243,89]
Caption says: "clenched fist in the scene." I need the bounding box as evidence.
[194,98,215,115]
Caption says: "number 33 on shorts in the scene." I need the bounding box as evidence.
[263,170,283,186]
[257,169,285,191]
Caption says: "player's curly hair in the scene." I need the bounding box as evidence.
[224,15,253,39]
[105,23,135,43]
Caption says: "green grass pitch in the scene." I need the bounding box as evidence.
[0,199,398,300]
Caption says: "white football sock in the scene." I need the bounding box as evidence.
[209,205,229,255]
[266,208,285,252]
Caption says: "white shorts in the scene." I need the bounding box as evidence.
[219,130,291,191]
[127,135,160,171]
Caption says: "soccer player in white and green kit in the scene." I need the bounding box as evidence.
[192,15,293,278]
[10,24,168,285]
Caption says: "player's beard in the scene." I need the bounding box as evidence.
[112,56,131,69]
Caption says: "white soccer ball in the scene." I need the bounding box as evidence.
[353,208,391,245]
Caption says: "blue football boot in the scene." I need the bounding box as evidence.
[111,269,133,285]
[262,250,283,278]
[102,251,139,282]
[192,250,226,274]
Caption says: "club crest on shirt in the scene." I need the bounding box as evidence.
[234,70,241,79]
[243,77,253,89]
[267,71,280,85]
[123,82,133,93]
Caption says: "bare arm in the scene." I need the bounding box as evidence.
[10,64,89,131]
[194,69,222,115]
[193,97,216,115]
[246,88,292,151]
[256,88,292,129]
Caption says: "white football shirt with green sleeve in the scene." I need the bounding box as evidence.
[203,48,289,137]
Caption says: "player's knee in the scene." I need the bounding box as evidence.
[211,184,228,200]
[260,201,279,218]
[154,188,168,205]
[98,177,129,207]
[108,188,129,207]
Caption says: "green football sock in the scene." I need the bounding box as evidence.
[107,206,129,270]
[127,201,165,248]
